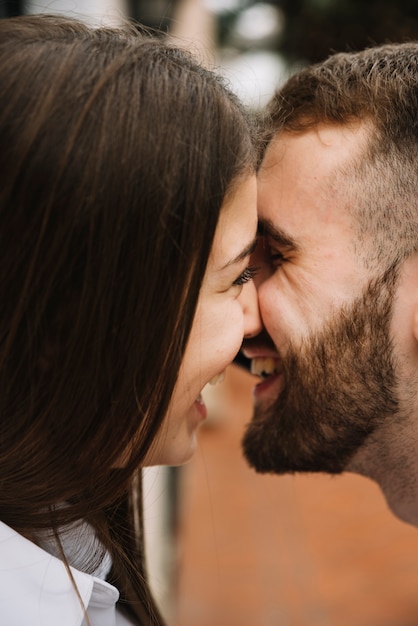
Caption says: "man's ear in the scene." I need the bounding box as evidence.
[410,256,418,344]
[395,253,418,347]
[413,300,418,343]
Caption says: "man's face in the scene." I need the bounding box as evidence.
[243,125,418,524]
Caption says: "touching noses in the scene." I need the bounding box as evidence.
[239,279,262,338]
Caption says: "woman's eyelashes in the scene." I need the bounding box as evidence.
[232,265,259,287]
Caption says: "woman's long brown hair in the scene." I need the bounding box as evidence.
[0,14,255,624]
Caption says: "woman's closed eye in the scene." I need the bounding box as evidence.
[233,265,259,286]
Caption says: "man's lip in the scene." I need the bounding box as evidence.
[253,372,283,401]
[241,346,281,360]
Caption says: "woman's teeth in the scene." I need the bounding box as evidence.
[251,357,281,377]
[208,371,226,386]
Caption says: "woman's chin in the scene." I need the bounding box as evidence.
[144,425,201,467]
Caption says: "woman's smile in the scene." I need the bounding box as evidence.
[145,175,261,466]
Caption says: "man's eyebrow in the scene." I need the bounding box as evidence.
[258,219,298,250]
[220,237,258,270]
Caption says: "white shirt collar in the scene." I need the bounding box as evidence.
[0,521,120,626]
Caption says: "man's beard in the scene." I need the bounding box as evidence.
[242,269,400,475]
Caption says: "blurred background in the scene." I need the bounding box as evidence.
[4,0,418,107]
[3,1,418,624]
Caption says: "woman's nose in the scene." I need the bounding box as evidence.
[240,279,262,339]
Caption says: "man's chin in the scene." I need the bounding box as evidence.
[242,415,346,476]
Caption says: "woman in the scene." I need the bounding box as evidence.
[0,14,261,626]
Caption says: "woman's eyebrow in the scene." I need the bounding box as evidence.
[220,237,258,270]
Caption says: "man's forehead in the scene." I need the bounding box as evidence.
[256,132,359,243]
[259,122,370,173]
[258,135,287,176]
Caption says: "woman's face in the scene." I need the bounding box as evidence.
[145,174,261,466]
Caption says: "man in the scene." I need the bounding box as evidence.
[242,43,418,526]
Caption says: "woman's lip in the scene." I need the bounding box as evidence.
[194,394,207,420]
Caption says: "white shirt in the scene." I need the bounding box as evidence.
[0,521,137,626]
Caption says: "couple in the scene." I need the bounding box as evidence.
[0,13,417,626]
